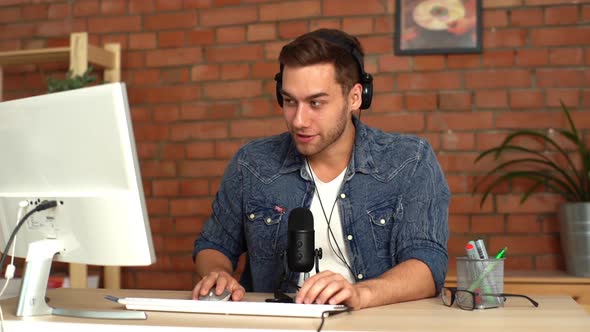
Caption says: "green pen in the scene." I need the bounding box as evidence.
[495,246,508,259]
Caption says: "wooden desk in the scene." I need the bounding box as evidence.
[1,288,589,331]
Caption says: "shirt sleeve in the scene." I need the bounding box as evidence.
[395,139,450,294]
[193,150,246,270]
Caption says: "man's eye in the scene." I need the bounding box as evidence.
[284,98,296,105]
[310,101,323,108]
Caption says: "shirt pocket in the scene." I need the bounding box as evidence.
[244,200,285,260]
[367,201,401,258]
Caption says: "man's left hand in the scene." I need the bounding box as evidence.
[295,271,366,310]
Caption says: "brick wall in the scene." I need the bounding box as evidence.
[1,0,589,290]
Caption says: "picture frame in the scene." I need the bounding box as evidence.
[394,0,482,55]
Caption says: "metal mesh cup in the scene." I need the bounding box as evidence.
[456,257,505,309]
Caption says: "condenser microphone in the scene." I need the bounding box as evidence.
[287,207,314,273]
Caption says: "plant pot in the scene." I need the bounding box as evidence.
[559,202,590,277]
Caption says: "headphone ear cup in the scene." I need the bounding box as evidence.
[359,73,373,110]
[274,72,283,107]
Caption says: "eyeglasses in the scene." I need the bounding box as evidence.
[441,287,539,310]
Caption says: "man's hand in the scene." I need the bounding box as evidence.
[192,270,245,301]
[295,271,368,310]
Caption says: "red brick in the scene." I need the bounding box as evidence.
[397,72,462,91]
[170,122,228,141]
[546,89,579,108]
[153,180,180,197]
[535,255,564,270]
[482,0,522,8]
[129,33,157,50]
[158,31,185,48]
[153,105,181,122]
[260,1,320,21]
[510,8,543,26]
[221,63,250,80]
[140,160,177,177]
[544,6,579,25]
[465,70,531,89]
[145,198,169,216]
[531,27,590,46]
[509,90,544,109]
[144,12,197,30]
[449,215,470,234]
[342,17,374,35]
[187,29,216,45]
[441,132,475,151]
[179,161,229,177]
[205,45,263,62]
[516,49,549,66]
[507,215,542,233]
[252,61,277,79]
[73,0,99,16]
[374,16,394,34]
[230,118,285,138]
[88,16,142,33]
[134,123,170,141]
[191,64,220,81]
[484,29,527,48]
[489,234,560,255]
[370,94,404,113]
[362,113,426,133]
[372,75,394,93]
[170,198,212,217]
[100,0,127,14]
[584,4,590,21]
[427,112,494,131]
[204,81,262,99]
[483,10,509,27]
[359,35,393,54]
[323,0,385,15]
[0,7,22,23]
[278,21,308,39]
[186,142,215,159]
[310,18,342,31]
[378,54,412,72]
[447,54,481,69]
[413,56,445,71]
[23,4,48,19]
[449,195,494,214]
[497,194,563,213]
[216,141,246,159]
[537,69,588,88]
[247,23,276,41]
[141,85,201,103]
[155,0,183,10]
[439,92,472,111]
[180,179,211,196]
[496,111,564,129]
[129,0,155,13]
[472,215,506,233]
[549,48,584,65]
[130,69,160,85]
[162,144,186,160]
[184,0,213,8]
[437,152,480,173]
[482,50,515,67]
[146,47,202,67]
[445,175,475,194]
[405,93,438,111]
[199,7,258,26]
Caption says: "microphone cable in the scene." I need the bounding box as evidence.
[305,160,355,279]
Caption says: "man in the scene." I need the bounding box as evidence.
[192,29,450,310]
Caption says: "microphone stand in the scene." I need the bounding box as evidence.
[268,248,323,303]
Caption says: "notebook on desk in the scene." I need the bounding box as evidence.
[107,296,349,318]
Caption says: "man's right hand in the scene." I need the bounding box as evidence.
[192,270,245,301]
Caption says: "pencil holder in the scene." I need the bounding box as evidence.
[456,257,505,309]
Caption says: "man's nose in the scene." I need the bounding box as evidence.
[293,104,310,128]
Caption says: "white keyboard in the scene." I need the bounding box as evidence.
[110,296,349,318]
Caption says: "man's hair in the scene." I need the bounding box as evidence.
[278,29,365,95]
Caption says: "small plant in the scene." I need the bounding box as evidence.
[474,102,590,206]
[47,66,97,93]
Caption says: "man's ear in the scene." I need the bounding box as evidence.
[348,83,363,111]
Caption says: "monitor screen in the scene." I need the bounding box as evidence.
[0,82,155,317]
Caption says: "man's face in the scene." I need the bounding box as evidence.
[280,63,360,158]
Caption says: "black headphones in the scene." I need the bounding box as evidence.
[274,32,374,110]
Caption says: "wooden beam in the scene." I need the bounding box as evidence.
[88,44,116,69]
[0,47,70,66]
[69,32,88,76]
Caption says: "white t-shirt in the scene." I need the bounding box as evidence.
[298,166,355,286]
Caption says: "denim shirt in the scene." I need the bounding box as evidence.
[193,117,450,294]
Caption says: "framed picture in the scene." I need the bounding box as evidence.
[394,0,482,55]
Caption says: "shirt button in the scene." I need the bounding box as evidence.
[347,235,353,241]
[249,214,255,220]
[340,193,346,199]
[357,274,364,280]
[380,219,386,225]
[265,218,272,224]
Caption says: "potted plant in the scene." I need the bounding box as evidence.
[46,66,97,93]
[473,102,590,277]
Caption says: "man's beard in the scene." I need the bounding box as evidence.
[292,103,349,157]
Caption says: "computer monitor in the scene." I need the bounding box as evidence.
[0,82,155,319]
